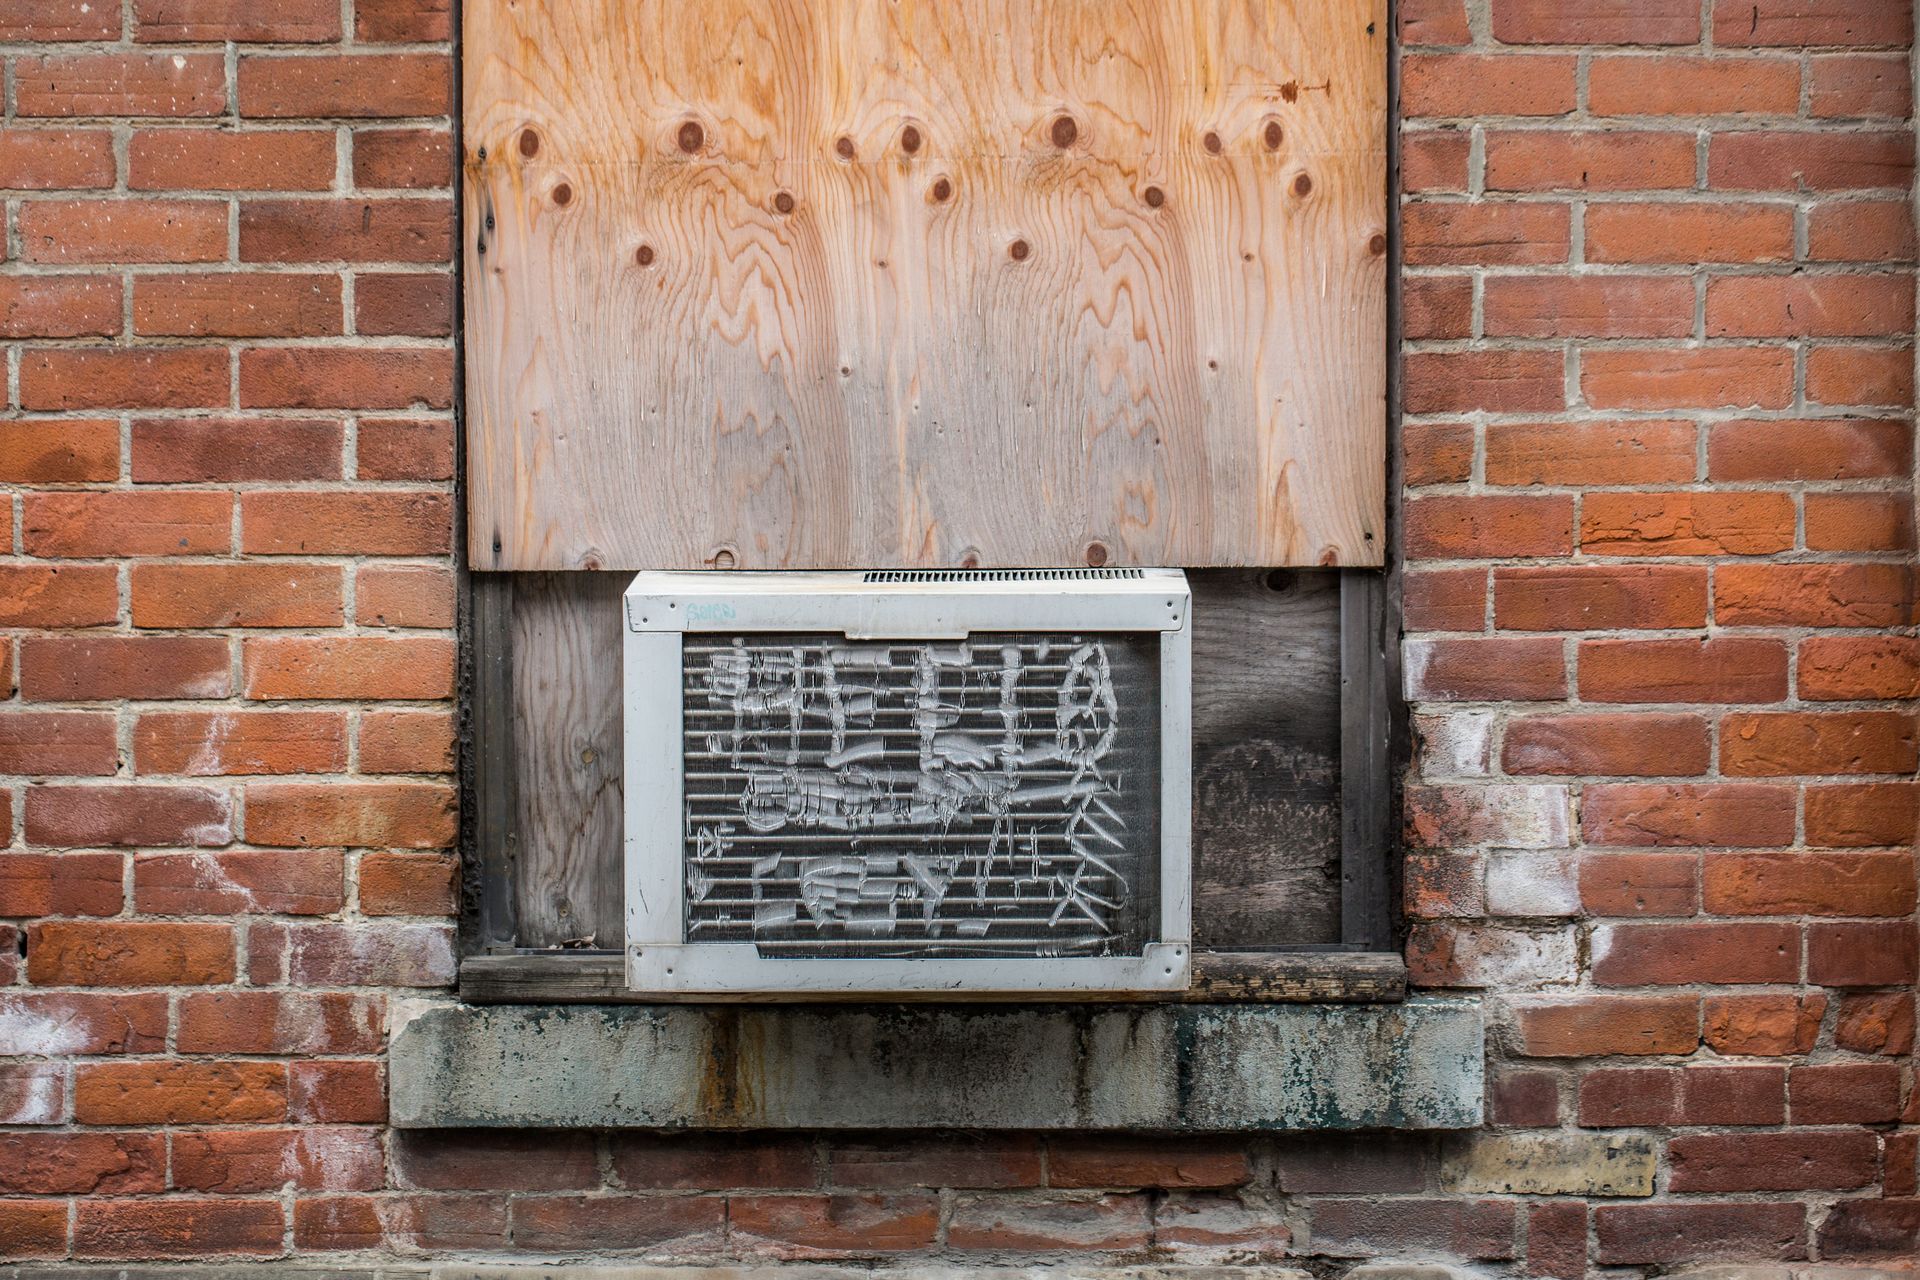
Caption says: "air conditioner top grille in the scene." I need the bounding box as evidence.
[861,568,1146,583]
[681,630,1162,960]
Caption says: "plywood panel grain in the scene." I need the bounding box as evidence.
[464,0,1385,570]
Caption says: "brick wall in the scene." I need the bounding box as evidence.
[0,0,1912,1271]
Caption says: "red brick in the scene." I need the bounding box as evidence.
[1486,275,1692,339]
[1494,565,1706,631]
[1709,274,1914,338]
[21,198,227,264]
[1503,713,1709,777]
[510,1196,727,1253]
[1487,131,1696,192]
[1405,852,1488,918]
[1680,1064,1788,1125]
[133,418,345,483]
[0,128,115,188]
[1792,1061,1904,1123]
[1405,496,1573,558]
[0,0,120,40]
[24,489,230,557]
[1485,420,1695,486]
[1580,851,1699,916]
[281,922,455,987]
[1526,1201,1587,1280]
[135,709,347,776]
[1410,349,1568,414]
[173,1127,384,1194]
[135,849,343,915]
[1584,783,1796,847]
[20,636,230,701]
[246,782,456,848]
[1595,1202,1806,1265]
[1713,0,1911,47]
[135,272,342,337]
[16,53,225,118]
[355,563,455,628]
[1805,492,1916,552]
[357,417,454,480]
[1406,637,1567,702]
[134,0,341,42]
[948,1194,1150,1251]
[1402,131,1471,191]
[1806,782,1918,847]
[1705,993,1827,1055]
[1708,418,1911,480]
[1593,920,1799,985]
[1402,54,1575,118]
[26,919,233,984]
[1817,1198,1920,1257]
[1810,54,1913,118]
[0,565,118,628]
[0,275,122,338]
[1833,992,1916,1055]
[1809,921,1918,987]
[1587,202,1795,264]
[1404,567,1487,631]
[1582,349,1795,411]
[357,851,457,915]
[242,490,451,555]
[243,636,454,700]
[1046,1139,1249,1189]
[0,709,117,776]
[73,1199,282,1260]
[353,126,454,189]
[1722,711,1917,776]
[356,271,454,336]
[0,992,166,1054]
[178,991,383,1055]
[358,709,455,774]
[1580,637,1788,703]
[1800,636,1920,700]
[1401,0,1470,45]
[240,197,454,262]
[1717,563,1913,627]
[1403,203,1570,266]
[1406,784,1570,849]
[1492,0,1700,44]
[20,346,228,410]
[1670,1131,1876,1192]
[1304,1198,1516,1260]
[1489,1070,1560,1126]
[294,1192,503,1251]
[393,1131,599,1192]
[1401,420,1473,481]
[730,1193,940,1256]
[357,0,452,42]
[1582,491,1794,556]
[615,1134,819,1190]
[130,128,335,191]
[240,346,454,409]
[1578,1067,1677,1126]
[1810,200,1915,261]
[132,562,343,629]
[239,54,450,118]
[290,1060,386,1123]
[75,1060,285,1125]
[1590,55,1801,116]
[1808,344,1914,407]
[0,1133,165,1195]
[1711,130,1913,191]
[0,852,122,916]
[0,1199,65,1260]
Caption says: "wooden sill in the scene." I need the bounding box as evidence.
[457,948,1406,1005]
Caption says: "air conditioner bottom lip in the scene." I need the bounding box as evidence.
[628,941,1191,995]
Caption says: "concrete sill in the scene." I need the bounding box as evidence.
[389,997,1483,1131]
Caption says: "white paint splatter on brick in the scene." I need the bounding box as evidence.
[1418,712,1495,778]
[0,1001,94,1057]
[1486,851,1580,917]
[0,1062,66,1124]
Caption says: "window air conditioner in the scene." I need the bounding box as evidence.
[623,569,1192,995]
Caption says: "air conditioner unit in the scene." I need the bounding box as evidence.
[623,568,1192,996]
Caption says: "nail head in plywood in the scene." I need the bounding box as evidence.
[463,0,1387,571]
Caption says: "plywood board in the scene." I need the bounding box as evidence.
[464,0,1386,571]
[500,570,1340,950]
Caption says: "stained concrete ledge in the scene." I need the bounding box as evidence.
[389,998,1483,1131]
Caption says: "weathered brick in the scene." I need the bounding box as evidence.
[26,920,233,984]
[177,991,384,1056]
[1582,783,1797,847]
[355,563,455,628]
[0,419,120,482]
[0,992,167,1055]
[173,1127,385,1194]
[132,562,344,629]
[19,346,228,408]
[246,781,456,848]
[1791,1061,1904,1123]
[947,1194,1149,1251]
[243,636,455,700]
[0,852,123,916]
[357,851,457,915]
[1721,710,1917,776]
[134,0,342,43]
[131,128,336,191]
[134,849,344,915]
[1594,1202,1807,1265]
[238,54,451,119]
[1593,921,1800,985]
[16,53,226,118]
[0,1132,165,1195]
[135,272,342,337]
[1580,851,1699,916]
[0,128,116,188]
[75,1060,286,1124]
[1705,993,1827,1055]
[1590,54,1801,116]
[358,710,455,774]
[1503,712,1709,777]
[1406,637,1567,702]
[240,197,454,263]
[133,418,345,483]
[19,635,231,701]
[1707,851,1917,917]
[1579,638,1789,703]
[1669,1131,1877,1192]
[73,1198,282,1260]
[24,783,232,848]
[729,1193,941,1255]
[354,127,454,189]
[134,709,348,776]
[241,490,452,554]
[617,1135,819,1190]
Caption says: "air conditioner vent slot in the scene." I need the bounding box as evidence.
[862,568,1146,583]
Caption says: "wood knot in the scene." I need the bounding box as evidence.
[711,547,737,570]
[551,182,572,206]
[1143,185,1165,208]
[1368,232,1386,256]
[931,176,952,203]
[900,124,922,154]
[1008,238,1031,262]
[1292,172,1313,197]
[1202,130,1222,154]
[1263,120,1284,150]
[1084,541,1109,568]
[518,128,541,158]
[773,190,796,214]
[958,551,980,569]
[834,135,856,160]
[677,120,704,153]
[1050,114,1078,148]
[636,243,656,267]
